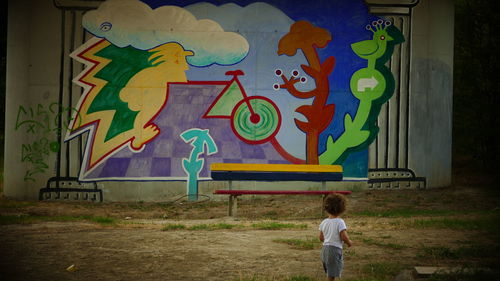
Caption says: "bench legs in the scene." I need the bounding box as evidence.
[228,195,239,217]
[228,195,326,217]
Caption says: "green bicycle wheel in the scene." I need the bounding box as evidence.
[231,96,281,144]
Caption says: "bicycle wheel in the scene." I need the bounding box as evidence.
[231,96,281,144]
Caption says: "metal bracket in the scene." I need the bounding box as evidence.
[368,168,426,189]
[39,177,103,202]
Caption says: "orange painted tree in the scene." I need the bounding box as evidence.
[277,21,335,164]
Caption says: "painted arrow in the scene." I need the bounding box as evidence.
[180,128,218,201]
[357,76,379,92]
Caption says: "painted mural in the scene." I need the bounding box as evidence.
[66,0,402,185]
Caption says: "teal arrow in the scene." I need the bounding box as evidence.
[180,128,218,201]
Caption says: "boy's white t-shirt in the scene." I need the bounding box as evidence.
[319,218,347,249]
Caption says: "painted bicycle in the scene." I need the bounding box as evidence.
[203,70,282,144]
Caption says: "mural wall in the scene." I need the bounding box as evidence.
[5,0,455,200]
[65,0,402,185]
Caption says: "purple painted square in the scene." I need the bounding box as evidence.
[223,159,243,163]
[150,158,172,177]
[127,157,153,177]
[268,160,289,164]
[99,158,131,177]
[135,141,155,157]
[172,142,193,158]
[240,144,266,159]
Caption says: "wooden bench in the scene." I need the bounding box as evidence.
[211,163,351,216]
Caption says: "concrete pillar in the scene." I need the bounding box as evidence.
[409,0,454,187]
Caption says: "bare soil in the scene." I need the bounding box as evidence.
[1,169,499,281]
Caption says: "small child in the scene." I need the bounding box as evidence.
[319,193,353,281]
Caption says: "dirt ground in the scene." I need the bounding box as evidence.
[1,169,499,281]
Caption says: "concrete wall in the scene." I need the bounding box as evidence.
[364,0,453,189]
[409,0,454,187]
[5,0,61,199]
[4,0,454,201]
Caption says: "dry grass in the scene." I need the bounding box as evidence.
[0,170,499,280]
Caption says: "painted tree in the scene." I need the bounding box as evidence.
[277,21,335,164]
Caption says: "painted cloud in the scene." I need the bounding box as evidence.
[185,2,311,160]
[82,0,249,66]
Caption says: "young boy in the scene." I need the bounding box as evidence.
[319,193,352,281]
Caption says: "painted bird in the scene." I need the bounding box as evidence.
[119,43,194,150]
[351,19,393,67]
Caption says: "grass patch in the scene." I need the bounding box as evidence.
[361,237,406,250]
[273,238,321,250]
[187,223,239,231]
[0,214,86,225]
[251,222,308,230]
[0,214,37,225]
[0,200,36,209]
[418,244,500,260]
[284,276,317,281]
[352,208,454,218]
[418,246,459,259]
[428,268,500,281]
[0,214,115,225]
[161,222,308,231]
[263,210,279,219]
[89,216,116,225]
[405,217,499,232]
[361,262,403,281]
[236,275,317,281]
[211,222,236,230]
[187,224,212,230]
[161,224,186,231]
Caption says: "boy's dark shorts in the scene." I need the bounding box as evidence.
[321,245,343,278]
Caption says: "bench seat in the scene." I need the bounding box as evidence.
[210,163,347,217]
[211,163,343,181]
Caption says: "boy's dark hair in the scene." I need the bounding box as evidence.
[324,193,347,216]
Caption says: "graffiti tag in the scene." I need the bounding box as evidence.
[15,102,79,182]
